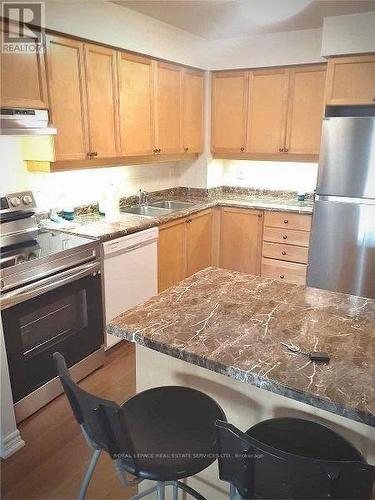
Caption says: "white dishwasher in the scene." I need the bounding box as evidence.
[102,227,158,349]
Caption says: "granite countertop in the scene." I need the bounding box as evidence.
[44,187,313,242]
[108,267,375,427]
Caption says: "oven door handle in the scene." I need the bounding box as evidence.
[0,261,101,309]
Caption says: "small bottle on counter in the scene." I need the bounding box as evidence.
[62,203,75,221]
[105,183,120,223]
[297,191,306,202]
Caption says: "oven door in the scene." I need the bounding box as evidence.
[1,261,103,403]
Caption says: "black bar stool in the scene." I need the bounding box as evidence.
[53,352,226,500]
[215,417,375,499]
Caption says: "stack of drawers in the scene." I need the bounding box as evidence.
[261,211,312,285]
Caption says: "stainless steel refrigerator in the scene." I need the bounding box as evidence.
[307,111,375,299]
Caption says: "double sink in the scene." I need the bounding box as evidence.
[121,200,195,217]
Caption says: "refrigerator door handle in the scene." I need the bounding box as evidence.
[315,195,375,205]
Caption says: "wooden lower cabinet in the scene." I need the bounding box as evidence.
[158,209,213,292]
[158,218,186,293]
[261,258,307,286]
[186,210,213,277]
[220,207,263,275]
[262,211,311,285]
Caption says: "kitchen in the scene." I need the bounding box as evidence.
[1,1,375,499]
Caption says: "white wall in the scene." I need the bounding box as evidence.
[0,318,25,459]
[208,28,324,70]
[1,137,181,211]
[44,0,208,69]
[322,11,375,56]
[223,160,318,193]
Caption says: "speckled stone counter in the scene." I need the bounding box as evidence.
[108,267,375,427]
[45,187,313,242]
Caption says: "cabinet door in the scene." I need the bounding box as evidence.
[46,35,89,161]
[183,69,204,154]
[155,62,183,154]
[211,71,248,154]
[84,44,120,158]
[246,69,289,154]
[158,219,186,292]
[118,52,155,156]
[325,55,375,105]
[284,65,326,155]
[220,207,263,275]
[186,210,213,277]
[1,23,48,108]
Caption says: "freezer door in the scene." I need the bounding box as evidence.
[307,198,375,299]
[317,117,375,198]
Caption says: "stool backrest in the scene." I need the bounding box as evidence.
[53,352,137,464]
[215,420,375,499]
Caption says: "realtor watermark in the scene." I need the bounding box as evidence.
[2,2,45,53]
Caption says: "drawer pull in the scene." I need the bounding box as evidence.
[279,275,285,279]
[282,251,287,256]
[283,235,287,240]
[284,219,288,224]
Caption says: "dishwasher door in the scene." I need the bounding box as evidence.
[103,227,158,348]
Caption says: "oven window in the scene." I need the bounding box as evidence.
[19,290,88,356]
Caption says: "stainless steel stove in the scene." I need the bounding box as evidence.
[1,191,104,422]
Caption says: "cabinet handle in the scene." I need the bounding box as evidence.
[373,97,375,101]
[86,152,93,158]
[186,219,192,224]
[282,251,287,256]
[184,147,189,152]
[279,275,285,279]
[284,148,289,152]
[240,147,245,151]
[92,151,98,157]
[158,149,161,154]
[279,147,284,152]
[257,213,262,218]
[284,219,288,224]
[153,148,158,154]
[283,235,287,240]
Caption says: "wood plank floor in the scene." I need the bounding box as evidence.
[1,342,137,500]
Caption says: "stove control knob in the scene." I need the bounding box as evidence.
[22,195,33,205]
[10,196,21,207]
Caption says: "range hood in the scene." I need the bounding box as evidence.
[0,108,57,136]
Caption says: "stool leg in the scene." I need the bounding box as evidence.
[172,481,178,500]
[230,483,239,500]
[156,482,165,500]
[78,449,101,500]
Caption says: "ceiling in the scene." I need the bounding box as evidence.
[113,0,375,40]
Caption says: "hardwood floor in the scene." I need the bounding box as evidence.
[1,342,137,500]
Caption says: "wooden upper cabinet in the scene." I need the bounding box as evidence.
[246,68,289,154]
[118,52,155,156]
[211,71,248,153]
[155,62,183,154]
[186,210,213,277]
[1,23,48,108]
[183,69,204,154]
[46,35,89,161]
[325,55,375,105]
[285,65,326,155]
[220,207,263,275]
[84,44,120,158]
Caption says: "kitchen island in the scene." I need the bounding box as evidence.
[108,267,375,497]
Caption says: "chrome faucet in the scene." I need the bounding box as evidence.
[138,189,149,206]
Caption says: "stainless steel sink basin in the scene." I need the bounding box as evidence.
[120,205,172,217]
[150,200,195,210]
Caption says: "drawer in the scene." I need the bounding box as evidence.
[263,241,308,264]
[263,227,310,247]
[264,211,312,231]
[261,258,307,285]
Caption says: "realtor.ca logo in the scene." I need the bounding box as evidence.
[2,2,45,54]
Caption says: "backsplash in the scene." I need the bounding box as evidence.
[223,160,319,193]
